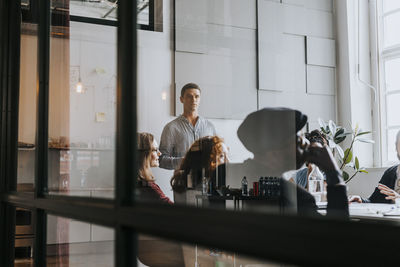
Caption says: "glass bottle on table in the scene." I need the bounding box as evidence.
[241,176,248,196]
[308,164,324,202]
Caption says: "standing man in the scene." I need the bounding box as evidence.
[159,83,216,170]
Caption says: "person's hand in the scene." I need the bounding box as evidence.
[378,183,400,200]
[348,195,362,203]
[304,143,340,173]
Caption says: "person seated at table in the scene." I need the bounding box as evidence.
[170,136,228,193]
[136,132,173,204]
[294,129,328,189]
[227,108,348,218]
[350,130,400,203]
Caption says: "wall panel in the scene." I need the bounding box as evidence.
[306,65,335,95]
[306,36,336,67]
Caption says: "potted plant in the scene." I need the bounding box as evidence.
[318,119,374,183]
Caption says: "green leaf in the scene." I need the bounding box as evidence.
[356,131,371,137]
[325,126,331,134]
[335,136,346,144]
[342,171,350,181]
[359,170,368,173]
[355,157,359,170]
[343,148,353,164]
[334,128,344,138]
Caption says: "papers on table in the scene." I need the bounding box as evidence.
[349,203,400,217]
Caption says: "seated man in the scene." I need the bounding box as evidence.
[227,108,348,218]
[350,130,400,203]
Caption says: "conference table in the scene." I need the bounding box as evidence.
[318,202,400,222]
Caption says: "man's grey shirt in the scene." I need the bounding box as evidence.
[159,115,216,170]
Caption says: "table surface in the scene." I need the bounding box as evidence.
[319,202,400,222]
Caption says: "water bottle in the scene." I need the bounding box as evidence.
[241,176,248,196]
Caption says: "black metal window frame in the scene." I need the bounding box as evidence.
[2,0,400,266]
[21,0,161,31]
[69,0,159,32]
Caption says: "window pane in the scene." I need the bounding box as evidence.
[18,9,38,193]
[387,128,400,163]
[48,1,116,199]
[137,0,150,26]
[383,0,400,13]
[47,215,114,266]
[69,0,150,27]
[138,234,281,267]
[383,13,400,47]
[386,93,400,126]
[384,58,400,92]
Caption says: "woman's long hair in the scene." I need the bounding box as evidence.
[137,132,155,182]
[170,136,226,192]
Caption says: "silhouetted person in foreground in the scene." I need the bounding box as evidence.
[228,108,348,218]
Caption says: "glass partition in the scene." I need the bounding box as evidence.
[47,215,114,266]
[137,234,282,267]
[17,4,38,193]
[48,0,117,199]
[135,0,352,221]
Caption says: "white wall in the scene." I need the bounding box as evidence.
[258,0,336,130]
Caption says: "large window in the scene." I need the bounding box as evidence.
[376,0,400,165]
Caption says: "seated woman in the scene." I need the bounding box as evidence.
[350,130,400,203]
[170,136,228,193]
[136,132,173,204]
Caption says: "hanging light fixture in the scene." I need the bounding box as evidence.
[75,40,84,93]
[75,76,83,93]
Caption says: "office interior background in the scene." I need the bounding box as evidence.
[2,0,400,266]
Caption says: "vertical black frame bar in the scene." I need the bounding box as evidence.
[0,1,9,265]
[116,0,138,266]
[34,0,51,265]
[148,0,155,31]
[0,0,21,265]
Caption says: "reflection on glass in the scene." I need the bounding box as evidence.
[48,0,116,198]
[47,215,114,266]
[18,14,38,192]
[138,234,281,267]
[14,207,35,266]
